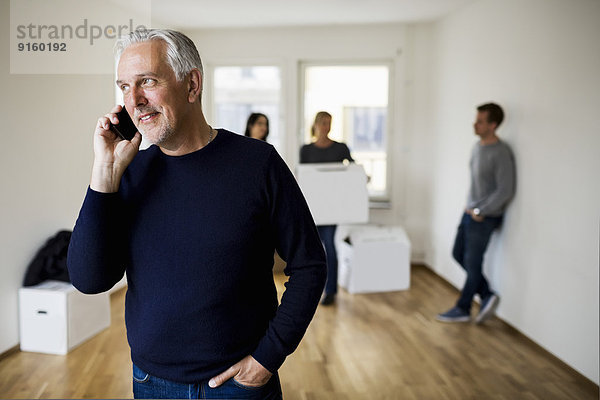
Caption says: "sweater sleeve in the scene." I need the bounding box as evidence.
[251,149,327,372]
[478,146,516,215]
[67,187,128,294]
[343,143,354,162]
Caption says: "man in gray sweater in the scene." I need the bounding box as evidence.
[436,103,516,324]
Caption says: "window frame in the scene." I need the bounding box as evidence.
[206,60,286,156]
[299,60,395,203]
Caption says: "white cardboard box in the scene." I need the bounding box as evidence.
[337,225,411,293]
[19,281,111,355]
[296,163,369,225]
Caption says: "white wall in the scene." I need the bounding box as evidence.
[0,0,115,353]
[413,0,600,384]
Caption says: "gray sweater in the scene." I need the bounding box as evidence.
[467,140,516,217]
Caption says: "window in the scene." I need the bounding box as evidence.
[302,64,390,199]
[212,66,282,152]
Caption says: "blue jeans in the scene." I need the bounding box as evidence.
[317,225,338,295]
[132,363,283,399]
[452,212,503,312]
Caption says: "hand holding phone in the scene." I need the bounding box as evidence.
[91,105,142,193]
[110,106,138,141]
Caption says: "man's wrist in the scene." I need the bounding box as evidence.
[91,163,122,193]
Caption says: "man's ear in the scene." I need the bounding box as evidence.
[187,69,202,103]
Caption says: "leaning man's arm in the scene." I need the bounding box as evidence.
[478,145,516,215]
[251,149,327,373]
[67,187,128,294]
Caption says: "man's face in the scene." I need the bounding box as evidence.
[473,111,495,137]
[116,41,189,145]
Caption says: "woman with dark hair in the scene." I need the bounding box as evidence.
[300,111,353,306]
[244,113,269,141]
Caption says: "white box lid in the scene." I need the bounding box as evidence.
[348,225,411,245]
[20,280,75,293]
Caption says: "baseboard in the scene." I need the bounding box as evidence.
[409,253,426,264]
[0,345,19,362]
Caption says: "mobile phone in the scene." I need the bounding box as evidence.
[110,106,138,141]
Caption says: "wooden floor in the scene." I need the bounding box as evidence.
[0,265,597,399]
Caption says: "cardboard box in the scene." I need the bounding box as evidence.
[296,163,369,225]
[19,281,111,355]
[337,225,411,293]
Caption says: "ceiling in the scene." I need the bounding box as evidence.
[145,0,477,29]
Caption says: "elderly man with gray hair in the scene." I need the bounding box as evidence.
[67,29,326,399]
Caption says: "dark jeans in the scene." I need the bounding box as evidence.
[317,225,338,296]
[452,212,503,312]
[132,363,283,399]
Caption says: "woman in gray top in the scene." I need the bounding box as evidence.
[299,111,354,305]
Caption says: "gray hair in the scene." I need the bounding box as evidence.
[114,29,203,82]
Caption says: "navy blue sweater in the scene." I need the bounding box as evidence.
[67,130,326,383]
